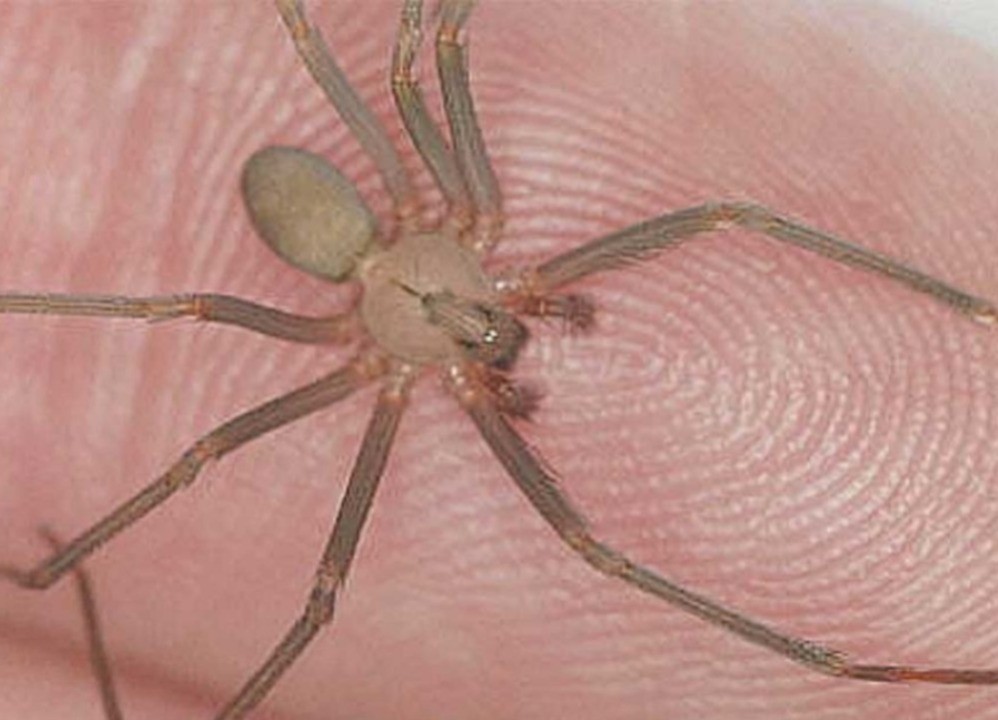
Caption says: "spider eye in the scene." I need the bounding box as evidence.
[422,290,528,369]
[473,306,528,369]
[241,146,376,282]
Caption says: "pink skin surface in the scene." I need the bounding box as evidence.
[2,2,998,719]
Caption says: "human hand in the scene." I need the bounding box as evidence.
[2,3,998,719]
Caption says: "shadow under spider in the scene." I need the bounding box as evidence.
[4,1,998,718]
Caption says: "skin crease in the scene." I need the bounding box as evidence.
[2,1,998,719]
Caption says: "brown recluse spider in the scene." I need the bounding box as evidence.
[4,1,998,717]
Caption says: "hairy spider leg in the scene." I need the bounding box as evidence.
[392,0,474,230]
[449,363,998,684]
[0,293,357,344]
[486,201,998,681]
[42,530,124,720]
[217,370,411,719]
[435,0,503,253]
[389,0,503,253]
[0,357,382,592]
[276,0,418,225]
[517,201,997,325]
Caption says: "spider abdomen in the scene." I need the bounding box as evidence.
[242,146,376,282]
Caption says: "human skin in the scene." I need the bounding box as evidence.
[2,2,998,719]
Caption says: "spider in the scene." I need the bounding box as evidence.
[4,1,998,718]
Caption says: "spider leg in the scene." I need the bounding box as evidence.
[0,292,358,344]
[39,528,124,720]
[436,0,503,254]
[275,0,418,224]
[217,369,411,720]
[448,365,998,685]
[0,354,383,591]
[520,201,997,325]
[392,0,473,231]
